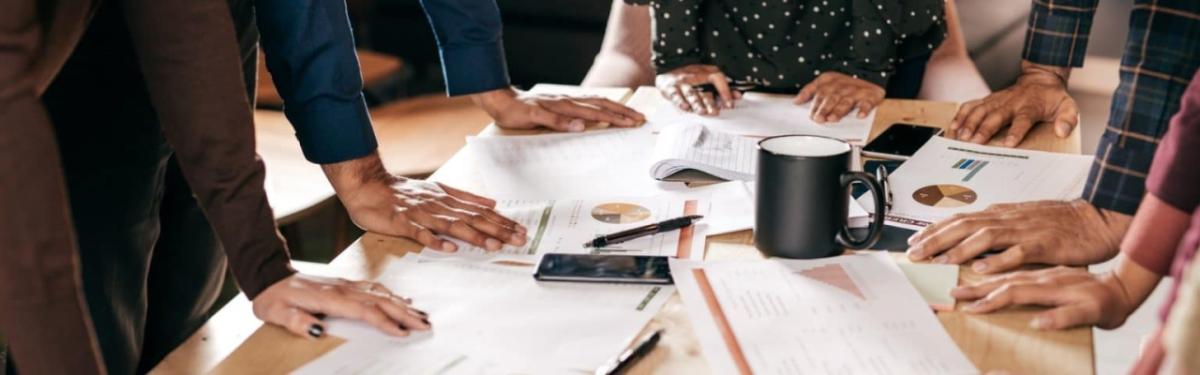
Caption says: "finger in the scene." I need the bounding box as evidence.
[292,290,410,337]
[663,84,690,111]
[410,224,456,252]
[1004,113,1035,147]
[949,100,980,139]
[577,98,645,125]
[808,94,826,121]
[957,102,991,141]
[542,99,629,126]
[826,97,857,122]
[1053,100,1079,138]
[856,99,876,118]
[529,106,584,132]
[430,203,524,246]
[907,214,991,260]
[699,91,719,116]
[795,81,820,104]
[969,245,1030,274]
[1031,305,1097,330]
[970,112,1010,144]
[414,209,501,251]
[707,73,735,108]
[439,197,524,235]
[437,183,497,208]
[961,283,1064,314]
[338,286,430,331]
[272,306,326,339]
[932,227,1016,265]
[680,84,708,115]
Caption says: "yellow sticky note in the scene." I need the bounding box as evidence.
[897,262,958,311]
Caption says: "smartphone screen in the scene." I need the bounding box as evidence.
[863,123,942,159]
[534,254,673,284]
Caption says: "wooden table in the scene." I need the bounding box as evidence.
[154,87,1089,375]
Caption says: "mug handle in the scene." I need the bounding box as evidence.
[836,172,885,250]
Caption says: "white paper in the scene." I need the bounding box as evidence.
[662,181,754,236]
[650,123,758,181]
[427,197,709,260]
[671,253,977,375]
[865,137,1093,229]
[306,254,674,374]
[647,92,874,141]
[464,129,687,199]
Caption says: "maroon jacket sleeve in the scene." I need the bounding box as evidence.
[1147,69,1200,214]
[119,0,295,299]
[0,1,108,374]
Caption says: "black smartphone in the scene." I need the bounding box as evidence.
[533,254,673,285]
[862,123,943,160]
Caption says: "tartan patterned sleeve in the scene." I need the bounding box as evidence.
[1082,0,1200,215]
[1021,0,1099,67]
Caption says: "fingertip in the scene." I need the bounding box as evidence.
[307,323,325,339]
[440,241,457,252]
[949,121,960,130]
[1055,122,1072,137]
[485,238,503,251]
[1005,134,1020,147]
[971,261,988,273]
[567,119,585,132]
[1029,316,1052,330]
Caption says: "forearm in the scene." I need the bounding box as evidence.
[918,0,989,101]
[320,151,394,205]
[1106,194,1193,315]
[582,0,655,87]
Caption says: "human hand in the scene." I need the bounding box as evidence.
[950,62,1077,146]
[470,87,645,132]
[794,71,885,123]
[952,267,1133,330]
[655,64,740,116]
[322,154,527,252]
[906,200,1131,274]
[252,273,431,339]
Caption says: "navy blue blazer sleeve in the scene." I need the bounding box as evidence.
[256,0,511,163]
[418,0,512,96]
[257,0,377,164]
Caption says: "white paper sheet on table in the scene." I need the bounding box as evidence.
[650,123,758,181]
[662,181,754,236]
[424,196,709,260]
[647,92,874,141]
[670,253,977,375]
[464,129,687,199]
[859,136,1093,229]
[301,253,674,374]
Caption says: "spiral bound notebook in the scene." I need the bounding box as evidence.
[650,123,758,181]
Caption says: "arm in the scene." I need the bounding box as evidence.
[581,0,655,88]
[0,2,106,373]
[917,0,990,101]
[950,0,1097,145]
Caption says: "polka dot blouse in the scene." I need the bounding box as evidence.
[628,0,947,90]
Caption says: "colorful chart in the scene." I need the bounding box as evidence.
[591,202,652,224]
[796,264,865,300]
[951,158,990,182]
[912,184,978,208]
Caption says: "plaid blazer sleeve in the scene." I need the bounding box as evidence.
[1021,0,1099,67]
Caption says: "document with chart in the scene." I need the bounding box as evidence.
[671,253,977,375]
[864,136,1093,229]
[431,196,708,260]
[301,253,673,374]
[648,92,874,141]
[650,122,759,181]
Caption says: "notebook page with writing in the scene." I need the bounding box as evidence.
[651,123,758,181]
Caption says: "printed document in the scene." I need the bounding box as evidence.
[648,92,873,141]
[671,253,977,375]
[431,196,708,260]
[863,136,1093,229]
[301,254,674,374]
[650,123,758,181]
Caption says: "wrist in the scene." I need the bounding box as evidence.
[1018,61,1071,87]
[320,152,398,208]
[470,87,518,115]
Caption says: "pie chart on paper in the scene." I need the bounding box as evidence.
[912,184,978,208]
[591,202,653,224]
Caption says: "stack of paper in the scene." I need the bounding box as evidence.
[298,254,674,374]
[650,123,758,181]
[427,196,708,260]
[464,129,687,199]
[861,136,1093,229]
[647,92,874,142]
[671,253,977,375]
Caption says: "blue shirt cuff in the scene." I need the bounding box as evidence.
[439,41,512,96]
[285,95,378,164]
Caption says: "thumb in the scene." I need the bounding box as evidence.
[1030,305,1096,330]
[1052,100,1079,138]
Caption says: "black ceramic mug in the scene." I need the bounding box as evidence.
[755,135,886,258]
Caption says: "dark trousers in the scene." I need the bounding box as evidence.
[2,1,261,373]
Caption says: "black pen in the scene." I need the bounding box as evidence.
[583,215,704,248]
[875,164,893,209]
[595,329,663,375]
